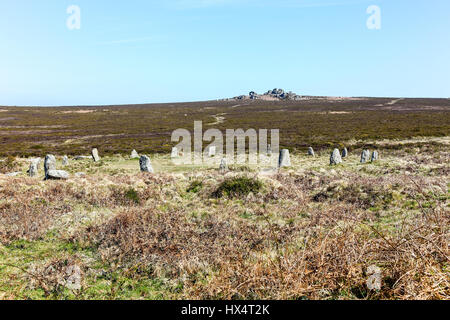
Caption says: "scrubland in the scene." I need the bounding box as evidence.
[0,138,448,300]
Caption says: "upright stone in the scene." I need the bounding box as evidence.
[278,149,291,168]
[171,147,179,158]
[139,155,154,173]
[361,149,370,163]
[62,155,69,166]
[131,150,139,159]
[342,148,348,158]
[91,148,100,162]
[208,146,216,157]
[330,148,342,165]
[29,159,39,177]
[308,147,315,157]
[219,158,228,173]
[267,144,272,155]
[44,155,56,178]
[371,151,379,162]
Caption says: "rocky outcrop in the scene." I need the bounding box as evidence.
[232,88,303,101]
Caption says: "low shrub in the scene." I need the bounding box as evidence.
[212,177,263,198]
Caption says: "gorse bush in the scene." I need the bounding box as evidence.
[212,177,263,198]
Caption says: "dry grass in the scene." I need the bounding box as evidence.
[0,140,448,300]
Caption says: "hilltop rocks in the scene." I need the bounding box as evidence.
[371,151,379,162]
[46,170,69,180]
[232,88,303,101]
[308,147,315,157]
[361,150,370,163]
[92,148,100,162]
[330,148,342,165]
[62,155,69,166]
[342,148,348,158]
[278,149,291,168]
[131,150,139,159]
[139,155,154,173]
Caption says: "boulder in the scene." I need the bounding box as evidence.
[74,156,90,160]
[308,147,315,157]
[91,148,100,162]
[139,155,154,173]
[278,149,291,168]
[131,150,139,159]
[46,170,69,180]
[342,148,348,158]
[330,148,342,165]
[371,151,379,162]
[361,150,370,163]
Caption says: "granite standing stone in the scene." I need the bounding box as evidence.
[308,147,315,157]
[171,147,179,158]
[361,150,370,163]
[62,155,69,166]
[91,148,100,162]
[44,155,56,177]
[330,148,342,165]
[131,150,139,159]
[208,146,216,157]
[219,158,228,173]
[139,155,154,173]
[342,148,348,158]
[371,151,379,162]
[278,149,291,168]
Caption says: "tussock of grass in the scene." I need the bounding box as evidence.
[212,177,263,198]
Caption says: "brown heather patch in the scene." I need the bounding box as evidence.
[0,141,448,300]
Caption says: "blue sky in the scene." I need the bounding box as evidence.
[1,0,449,106]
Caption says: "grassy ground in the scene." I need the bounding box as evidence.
[0,137,448,300]
[1,97,449,157]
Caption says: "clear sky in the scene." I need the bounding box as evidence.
[1,0,449,106]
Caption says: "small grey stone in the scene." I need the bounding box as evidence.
[371,151,379,162]
[278,149,291,168]
[75,172,86,177]
[342,148,348,158]
[139,155,154,173]
[5,172,21,177]
[330,148,342,165]
[308,147,315,157]
[361,150,370,163]
[74,156,90,160]
[46,170,69,180]
[131,150,139,159]
[91,148,100,162]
